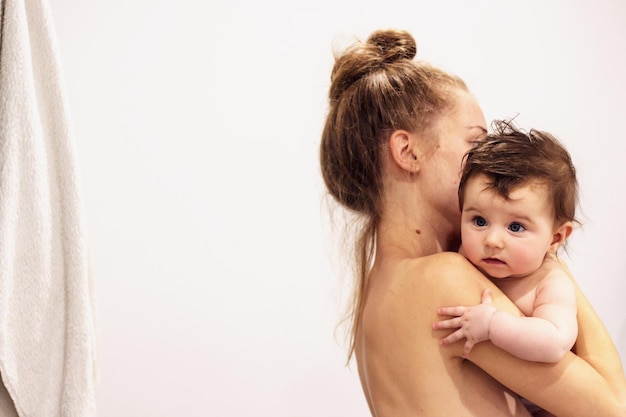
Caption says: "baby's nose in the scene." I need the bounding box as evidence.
[484,229,504,249]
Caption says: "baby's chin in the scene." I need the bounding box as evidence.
[473,260,514,280]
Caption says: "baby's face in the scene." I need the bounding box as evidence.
[460,174,558,279]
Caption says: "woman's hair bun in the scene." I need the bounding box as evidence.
[328,29,418,102]
[366,29,417,63]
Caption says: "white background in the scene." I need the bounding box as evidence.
[48,0,626,416]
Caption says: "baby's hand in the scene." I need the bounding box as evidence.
[432,288,497,357]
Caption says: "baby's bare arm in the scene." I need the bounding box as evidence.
[434,268,577,362]
[489,269,577,362]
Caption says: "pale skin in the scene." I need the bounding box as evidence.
[354,89,626,416]
[433,176,578,363]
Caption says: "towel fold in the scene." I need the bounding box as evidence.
[0,0,98,416]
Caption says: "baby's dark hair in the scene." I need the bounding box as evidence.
[458,120,579,225]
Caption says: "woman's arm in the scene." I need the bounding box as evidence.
[435,253,626,417]
[560,260,626,401]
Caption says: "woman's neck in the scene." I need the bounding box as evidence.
[378,169,461,259]
[376,208,460,260]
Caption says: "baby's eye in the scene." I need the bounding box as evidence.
[509,222,525,233]
[473,216,487,227]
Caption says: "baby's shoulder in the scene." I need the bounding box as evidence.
[535,257,571,283]
[533,258,576,299]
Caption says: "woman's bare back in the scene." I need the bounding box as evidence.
[354,253,532,417]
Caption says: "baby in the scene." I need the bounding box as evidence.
[433,120,579,416]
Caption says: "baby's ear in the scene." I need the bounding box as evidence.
[549,221,574,253]
[389,130,421,174]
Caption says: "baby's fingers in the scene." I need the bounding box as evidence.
[437,306,467,316]
[439,329,465,346]
[432,317,462,330]
[481,288,493,304]
[462,340,476,358]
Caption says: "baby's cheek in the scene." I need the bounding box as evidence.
[461,235,482,264]
[512,244,545,273]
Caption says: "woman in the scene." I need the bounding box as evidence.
[319,28,626,416]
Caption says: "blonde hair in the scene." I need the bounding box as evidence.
[320,29,468,361]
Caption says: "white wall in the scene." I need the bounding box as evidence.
[48,0,626,416]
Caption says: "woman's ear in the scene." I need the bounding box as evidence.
[389,130,420,174]
[549,221,574,253]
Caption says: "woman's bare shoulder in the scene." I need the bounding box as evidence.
[407,252,524,317]
[404,252,487,288]
[377,252,490,310]
[418,251,473,268]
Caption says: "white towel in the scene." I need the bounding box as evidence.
[0,0,98,416]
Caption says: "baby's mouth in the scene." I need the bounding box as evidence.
[483,257,505,265]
